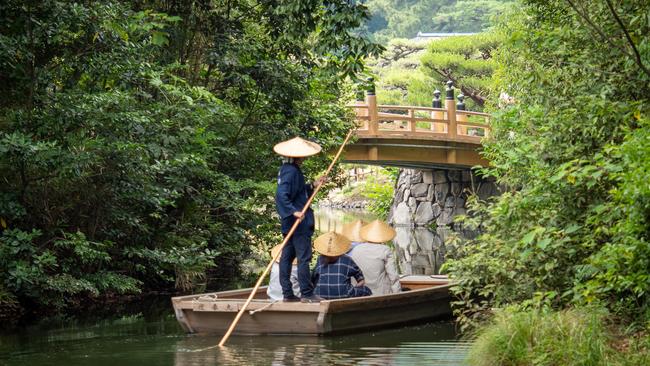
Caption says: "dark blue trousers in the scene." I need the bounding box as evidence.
[279,232,313,298]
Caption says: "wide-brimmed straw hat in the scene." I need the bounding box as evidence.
[273,137,322,158]
[341,220,367,242]
[314,232,351,257]
[360,220,396,243]
[270,244,297,264]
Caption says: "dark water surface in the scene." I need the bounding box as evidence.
[1,208,469,365]
[1,307,468,366]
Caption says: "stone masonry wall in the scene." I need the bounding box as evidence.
[388,168,500,228]
[388,168,501,275]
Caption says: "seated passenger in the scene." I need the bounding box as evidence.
[341,220,367,252]
[347,220,400,296]
[312,231,372,300]
[267,244,300,301]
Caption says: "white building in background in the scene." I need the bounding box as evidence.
[413,32,477,41]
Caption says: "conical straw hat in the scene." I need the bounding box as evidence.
[341,220,367,242]
[360,220,396,243]
[270,244,297,264]
[273,137,322,158]
[314,232,351,257]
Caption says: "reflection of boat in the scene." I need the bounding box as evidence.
[171,275,451,336]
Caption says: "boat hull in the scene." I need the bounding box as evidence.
[171,276,452,336]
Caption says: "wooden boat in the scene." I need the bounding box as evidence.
[171,275,452,336]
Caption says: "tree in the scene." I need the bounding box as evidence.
[420,33,499,108]
[367,34,498,110]
[0,0,381,316]
[443,0,650,329]
[363,0,513,43]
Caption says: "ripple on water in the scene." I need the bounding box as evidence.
[173,337,471,366]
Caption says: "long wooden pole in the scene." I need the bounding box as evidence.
[217,130,355,347]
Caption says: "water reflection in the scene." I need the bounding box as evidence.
[1,309,466,366]
[1,208,469,366]
[173,322,466,366]
[315,207,449,275]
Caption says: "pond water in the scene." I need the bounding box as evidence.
[0,313,468,366]
[0,208,469,366]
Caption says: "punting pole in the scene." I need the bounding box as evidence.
[217,130,355,347]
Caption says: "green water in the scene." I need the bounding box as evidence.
[1,208,469,365]
[0,303,468,365]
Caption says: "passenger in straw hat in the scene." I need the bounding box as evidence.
[347,220,400,296]
[267,244,300,301]
[274,137,326,303]
[312,232,372,299]
[341,219,367,253]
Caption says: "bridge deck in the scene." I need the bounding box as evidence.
[345,95,490,168]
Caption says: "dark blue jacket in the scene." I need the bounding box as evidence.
[275,163,314,235]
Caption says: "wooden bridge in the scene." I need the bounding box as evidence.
[344,82,490,169]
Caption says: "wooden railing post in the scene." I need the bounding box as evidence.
[366,79,379,135]
[354,89,368,129]
[456,93,467,136]
[445,80,457,139]
[431,89,445,133]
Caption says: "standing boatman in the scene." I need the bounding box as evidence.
[273,137,326,303]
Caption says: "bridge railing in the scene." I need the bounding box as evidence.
[348,81,490,144]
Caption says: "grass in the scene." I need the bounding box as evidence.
[467,307,649,366]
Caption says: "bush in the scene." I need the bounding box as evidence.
[468,307,649,366]
[443,0,650,329]
[360,169,396,220]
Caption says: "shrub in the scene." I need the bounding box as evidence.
[467,307,649,366]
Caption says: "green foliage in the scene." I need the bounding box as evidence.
[0,0,380,315]
[360,172,396,219]
[420,32,499,108]
[368,33,499,110]
[368,38,435,106]
[432,1,510,33]
[364,0,513,43]
[467,307,649,366]
[443,0,650,330]
[574,117,650,315]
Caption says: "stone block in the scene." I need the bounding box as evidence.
[403,189,410,202]
[408,197,416,209]
[436,206,454,226]
[448,170,461,182]
[422,170,433,184]
[426,184,434,201]
[410,171,423,184]
[453,206,467,217]
[414,202,434,225]
[477,182,499,201]
[392,202,412,226]
[462,170,472,182]
[434,183,449,203]
[444,196,456,208]
[394,188,404,204]
[414,229,435,251]
[451,182,463,196]
[431,234,443,249]
[415,197,428,202]
[411,182,429,197]
[433,170,447,184]
[394,226,412,249]
[432,203,442,218]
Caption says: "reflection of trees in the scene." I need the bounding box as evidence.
[173,336,398,365]
[314,207,378,234]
